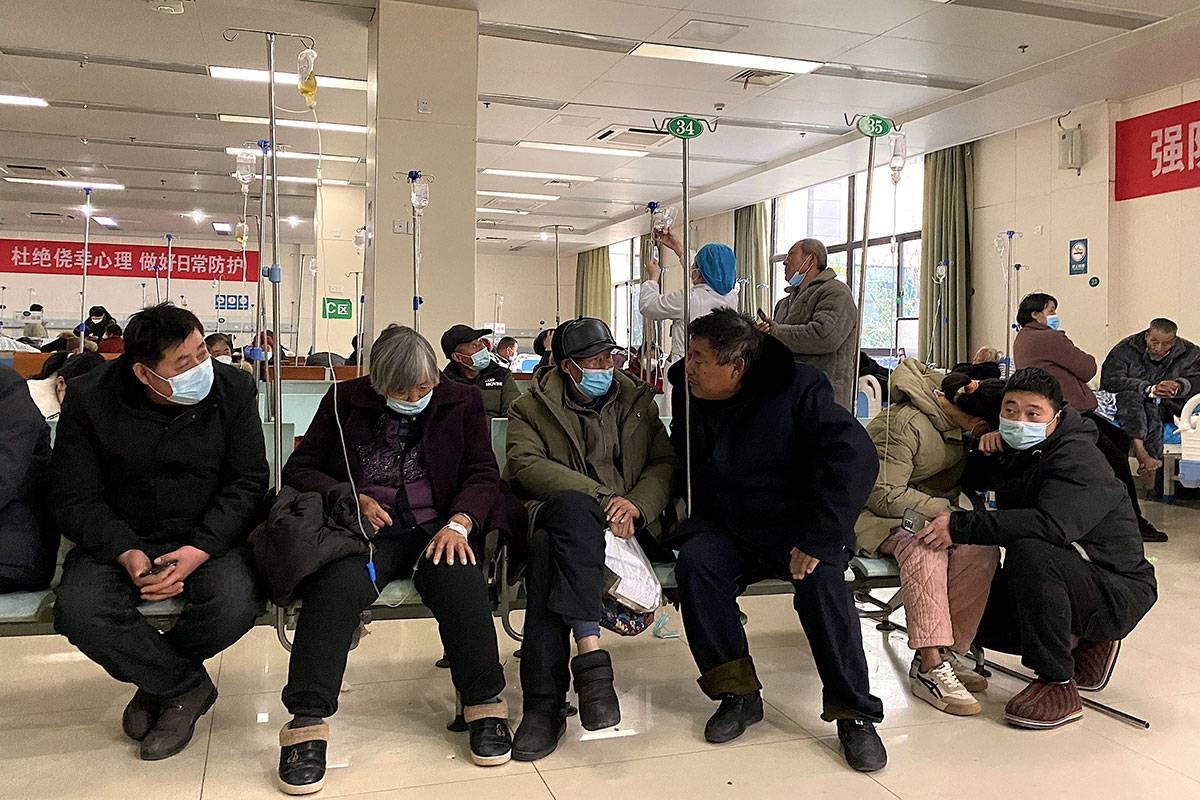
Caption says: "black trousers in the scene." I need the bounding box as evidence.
[519,491,607,713]
[283,527,504,718]
[674,523,884,723]
[1085,412,1145,522]
[54,545,261,698]
[975,539,1157,682]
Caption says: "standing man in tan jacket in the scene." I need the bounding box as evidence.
[758,239,860,411]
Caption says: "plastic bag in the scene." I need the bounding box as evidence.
[603,531,662,613]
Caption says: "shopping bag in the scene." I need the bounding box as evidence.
[603,531,663,613]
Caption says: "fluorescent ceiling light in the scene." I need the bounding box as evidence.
[189,209,206,223]
[218,114,368,134]
[253,175,351,186]
[517,141,647,158]
[212,222,233,234]
[93,216,119,228]
[476,207,529,215]
[477,190,560,201]
[208,65,367,91]
[0,94,48,107]
[482,168,597,182]
[630,42,821,74]
[3,177,125,190]
[225,146,360,164]
[287,216,300,228]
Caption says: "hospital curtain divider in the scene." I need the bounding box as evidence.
[919,143,974,367]
[733,202,770,317]
[574,246,611,323]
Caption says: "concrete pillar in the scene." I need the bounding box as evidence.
[307,184,365,358]
[364,0,479,361]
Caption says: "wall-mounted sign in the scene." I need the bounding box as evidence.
[214,294,251,311]
[1,238,259,281]
[322,297,353,320]
[1069,238,1088,276]
[1114,98,1200,201]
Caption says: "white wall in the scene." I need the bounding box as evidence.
[474,252,574,343]
[971,79,1200,361]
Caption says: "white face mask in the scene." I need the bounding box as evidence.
[215,355,234,365]
[148,357,214,406]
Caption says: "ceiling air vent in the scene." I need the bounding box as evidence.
[28,211,78,223]
[6,164,73,179]
[729,69,792,88]
[590,125,673,149]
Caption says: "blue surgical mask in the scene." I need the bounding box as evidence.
[998,413,1059,450]
[1045,315,1061,330]
[387,391,432,416]
[149,357,214,406]
[575,366,614,399]
[468,347,492,371]
[788,271,806,288]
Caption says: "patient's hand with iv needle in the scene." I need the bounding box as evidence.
[358,493,392,533]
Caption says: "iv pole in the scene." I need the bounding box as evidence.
[852,137,879,412]
[77,187,92,354]
[540,224,574,326]
[406,171,428,331]
[165,233,174,305]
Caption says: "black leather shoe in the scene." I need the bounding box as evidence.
[704,692,764,744]
[277,722,329,795]
[464,699,513,767]
[122,689,159,741]
[571,650,620,731]
[837,719,887,773]
[138,675,218,761]
[1139,519,1169,543]
[512,706,567,762]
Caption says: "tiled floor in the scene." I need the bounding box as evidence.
[0,500,1195,799]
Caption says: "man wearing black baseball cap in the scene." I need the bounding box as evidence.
[440,324,520,424]
[504,317,675,761]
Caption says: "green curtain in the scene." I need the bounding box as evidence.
[574,246,611,322]
[919,144,974,367]
[733,202,770,316]
[639,234,654,280]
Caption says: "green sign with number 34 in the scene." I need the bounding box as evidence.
[856,114,893,138]
[666,115,704,140]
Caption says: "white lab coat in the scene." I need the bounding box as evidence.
[639,280,738,359]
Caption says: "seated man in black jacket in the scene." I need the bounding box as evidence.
[0,364,54,593]
[440,324,520,423]
[669,309,886,773]
[915,367,1156,730]
[52,303,267,761]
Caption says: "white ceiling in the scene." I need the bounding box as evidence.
[1,0,1198,257]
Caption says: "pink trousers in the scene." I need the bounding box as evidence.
[880,531,999,654]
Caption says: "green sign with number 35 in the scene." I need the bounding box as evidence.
[666,115,704,140]
[856,114,893,138]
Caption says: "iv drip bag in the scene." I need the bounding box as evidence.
[298,48,318,109]
[235,150,256,190]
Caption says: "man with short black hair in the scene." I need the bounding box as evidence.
[495,336,519,367]
[440,324,520,423]
[52,303,267,761]
[670,308,887,772]
[1101,318,1200,476]
[917,367,1156,730]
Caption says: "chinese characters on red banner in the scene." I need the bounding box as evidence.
[1115,99,1200,201]
[0,238,260,281]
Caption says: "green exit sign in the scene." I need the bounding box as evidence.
[322,297,353,320]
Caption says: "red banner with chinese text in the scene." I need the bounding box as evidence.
[1115,99,1200,201]
[0,239,260,281]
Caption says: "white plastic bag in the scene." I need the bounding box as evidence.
[603,530,663,613]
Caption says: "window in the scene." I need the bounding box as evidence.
[609,238,643,349]
[770,158,923,355]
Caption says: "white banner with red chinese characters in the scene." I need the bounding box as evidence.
[0,238,260,281]
[1114,99,1200,201]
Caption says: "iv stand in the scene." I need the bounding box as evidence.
[165,233,174,305]
[407,171,425,332]
[77,187,92,354]
[852,138,879,413]
[540,224,574,326]
[926,260,948,367]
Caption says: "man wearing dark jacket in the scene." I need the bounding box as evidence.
[0,364,54,593]
[669,309,886,773]
[917,368,1156,730]
[52,303,266,761]
[440,324,520,423]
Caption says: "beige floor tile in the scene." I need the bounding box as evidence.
[320,773,555,800]
[1086,690,1200,780]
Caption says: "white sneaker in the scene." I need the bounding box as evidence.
[946,650,989,693]
[909,656,982,716]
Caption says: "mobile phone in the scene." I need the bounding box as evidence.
[139,559,177,578]
[756,308,769,322]
[901,509,932,533]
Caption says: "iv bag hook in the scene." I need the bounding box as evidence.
[223,28,316,49]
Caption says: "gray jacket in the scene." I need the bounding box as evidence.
[771,269,859,411]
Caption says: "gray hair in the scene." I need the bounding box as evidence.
[369,324,440,396]
[789,238,827,269]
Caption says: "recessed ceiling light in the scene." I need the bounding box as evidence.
[189,209,206,224]
[475,207,529,215]
[212,221,233,234]
[0,94,48,107]
[668,19,747,45]
[251,175,352,186]
[3,177,125,190]
[77,204,93,217]
[287,216,300,227]
[630,42,821,74]
[477,190,560,201]
[482,168,597,182]
[93,216,119,228]
[208,66,367,92]
[218,114,368,134]
[516,141,647,158]
[225,146,360,164]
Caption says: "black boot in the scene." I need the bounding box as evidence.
[277,721,329,795]
[512,705,567,762]
[571,650,620,731]
[705,692,764,744]
[1139,518,1169,543]
[836,719,887,773]
[464,699,513,767]
[122,689,159,741]
[138,674,218,761]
